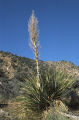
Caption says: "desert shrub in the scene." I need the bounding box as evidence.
[0,69,7,78]
[0,59,3,63]
[15,72,28,82]
[45,107,72,120]
[13,68,74,120]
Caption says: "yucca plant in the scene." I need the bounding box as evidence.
[10,11,75,120]
[40,68,74,100]
[14,68,74,120]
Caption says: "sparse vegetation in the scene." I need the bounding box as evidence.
[0,51,79,120]
[13,68,74,120]
[45,107,72,120]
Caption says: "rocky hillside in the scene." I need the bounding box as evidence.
[0,51,79,79]
[47,61,79,78]
[0,51,79,120]
[0,51,48,103]
[0,51,79,106]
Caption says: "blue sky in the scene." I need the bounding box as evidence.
[0,0,79,65]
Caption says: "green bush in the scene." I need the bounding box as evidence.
[15,68,74,119]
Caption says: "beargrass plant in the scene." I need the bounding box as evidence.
[28,10,40,89]
[14,68,75,120]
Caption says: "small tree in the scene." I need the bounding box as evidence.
[28,11,40,89]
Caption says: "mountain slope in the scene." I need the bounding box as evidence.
[0,51,79,106]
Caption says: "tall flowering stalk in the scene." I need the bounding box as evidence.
[28,11,40,89]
